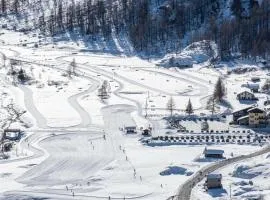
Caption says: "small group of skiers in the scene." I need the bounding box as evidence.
[65,185,74,197]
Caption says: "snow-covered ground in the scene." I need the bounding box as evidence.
[192,152,270,200]
[0,29,269,200]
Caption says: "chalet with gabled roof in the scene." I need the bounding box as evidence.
[237,91,257,101]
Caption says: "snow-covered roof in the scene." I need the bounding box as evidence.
[251,77,260,80]
[248,107,265,113]
[207,173,222,180]
[237,115,249,121]
[222,108,232,115]
[242,83,260,89]
[265,105,270,109]
[237,90,254,95]
[125,126,136,129]
[204,149,224,155]
[232,106,254,114]
[247,83,260,89]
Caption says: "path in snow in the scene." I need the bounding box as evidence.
[19,85,49,129]
[17,132,112,186]
[67,82,99,128]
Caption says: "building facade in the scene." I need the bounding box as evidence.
[248,108,266,128]
[232,106,253,122]
[237,91,257,100]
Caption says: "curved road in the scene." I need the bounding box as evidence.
[170,144,270,200]
[0,48,100,129]
[67,81,99,128]
[19,85,49,129]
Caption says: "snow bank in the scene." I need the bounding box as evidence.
[159,166,193,176]
[232,164,264,179]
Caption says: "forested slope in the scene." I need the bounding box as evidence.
[0,0,269,59]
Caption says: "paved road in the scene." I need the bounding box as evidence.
[169,144,270,200]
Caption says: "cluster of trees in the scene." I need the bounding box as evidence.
[5,59,30,84]
[98,80,111,101]
[67,58,77,78]
[0,0,269,59]
[166,97,193,117]
[216,0,270,59]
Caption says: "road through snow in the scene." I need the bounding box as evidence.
[19,85,49,129]
[67,81,99,128]
[171,145,270,200]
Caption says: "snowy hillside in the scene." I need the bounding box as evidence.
[0,26,269,200]
[193,153,270,200]
[158,40,218,68]
[0,1,269,200]
[0,0,269,58]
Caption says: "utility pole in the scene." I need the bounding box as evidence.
[230,184,232,200]
[145,98,148,118]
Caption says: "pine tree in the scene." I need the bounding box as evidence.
[17,68,27,83]
[167,96,176,117]
[213,77,225,102]
[185,98,193,115]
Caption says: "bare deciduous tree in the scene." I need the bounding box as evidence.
[0,102,26,157]
[206,97,219,115]
[167,96,176,117]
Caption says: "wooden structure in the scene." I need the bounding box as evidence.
[232,106,253,122]
[4,129,22,141]
[124,126,137,134]
[248,107,266,128]
[205,173,222,189]
[237,91,257,100]
[204,148,224,158]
